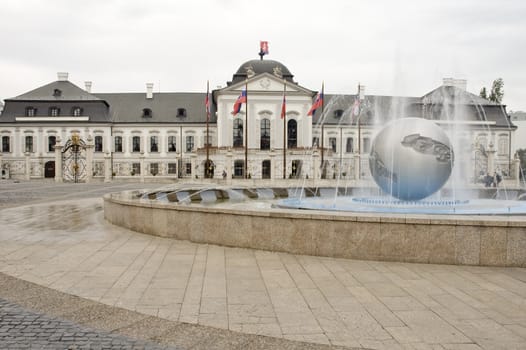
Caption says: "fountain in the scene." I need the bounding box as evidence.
[277,117,526,215]
[103,103,526,267]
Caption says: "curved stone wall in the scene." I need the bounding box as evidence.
[104,194,526,267]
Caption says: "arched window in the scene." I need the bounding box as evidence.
[260,118,270,150]
[287,119,297,148]
[2,136,10,152]
[48,136,56,152]
[132,136,141,152]
[168,136,176,152]
[150,136,158,152]
[233,118,243,147]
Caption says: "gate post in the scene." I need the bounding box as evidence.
[140,152,145,183]
[85,135,94,183]
[24,152,31,181]
[104,152,112,183]
[54,137,63,183]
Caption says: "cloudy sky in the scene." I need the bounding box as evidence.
[1,0,525,111]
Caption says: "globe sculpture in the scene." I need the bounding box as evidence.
[369,118,454,201]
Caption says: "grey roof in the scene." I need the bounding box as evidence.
[95,92,215,124]
[422,85,495,106]
[230,59,294,85]
[312,91,514,129]
[8,80,104,102]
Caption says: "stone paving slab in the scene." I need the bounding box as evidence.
[0,181,525,349]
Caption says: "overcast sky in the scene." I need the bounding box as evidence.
[1,0,525,111]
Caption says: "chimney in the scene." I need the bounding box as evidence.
[442,78,467,91]
[57,72,69,81]
[84,81,92,93]
[146,83,154,99]
[358,84,366,100]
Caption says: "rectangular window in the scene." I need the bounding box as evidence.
[312,137,319,148]
[168,163,177,174]
[150,163,159,175]
[94,136,103,152]
[167,136,176,152]
[186,136,194,152]
[234,160,244,178]
[49,107,60,117]
[26,107,35,117]
[2,136,10,152]
[72,107,82,116]
[346,137,354,153]
[132,163,141,175]
[185,162,192,175]
[150,136,158,152]
[48,136,56,152]
[25,135,33,153]
[329,137,337,152]
[132,136,141,152]
[114,136,123,152]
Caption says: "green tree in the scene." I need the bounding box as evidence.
[489,78,504,104]
[479,87,488,99]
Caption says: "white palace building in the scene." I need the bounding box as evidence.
[0,55,519,184]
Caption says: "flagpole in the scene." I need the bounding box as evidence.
[283,79,287,179]
[206,80,210,178]
[320,82,325,178]
[244,79,248,179]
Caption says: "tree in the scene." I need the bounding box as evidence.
[489,78,504,104]
[516,149,526,180]
[479,87,488,99]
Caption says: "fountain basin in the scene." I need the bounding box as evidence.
[104,187,526,267]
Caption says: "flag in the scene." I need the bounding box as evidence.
[307,91,324,116]
[231,89,247,116]
[260,41,269,55]
[205,81,211,121]
[281,92,286,119]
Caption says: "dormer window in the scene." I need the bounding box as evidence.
[72,107,82,116]
[53,89,62,97]
[334,109,344,118]
[25,107,36,117]
[49,107,60,117]
[177,108,187,118]
[142,108,152,118]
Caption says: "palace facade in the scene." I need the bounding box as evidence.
[0,57,518,183]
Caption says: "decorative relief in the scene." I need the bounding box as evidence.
[259,78,271,90]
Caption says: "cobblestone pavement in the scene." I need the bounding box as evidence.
[0,297,178,350]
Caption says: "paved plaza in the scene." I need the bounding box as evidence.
[0,180,526,349]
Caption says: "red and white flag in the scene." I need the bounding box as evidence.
[260,41,269,55]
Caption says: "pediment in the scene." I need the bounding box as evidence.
[219,73,313,95]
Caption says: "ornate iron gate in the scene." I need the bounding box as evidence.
[62,134,87,183]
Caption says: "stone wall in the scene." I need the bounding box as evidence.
[104,196,526,267]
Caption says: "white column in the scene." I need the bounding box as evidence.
[25,152,31,180]
[140,152,145,183]
[85,135,94,183]
[487,142,496,175]
[54,138,63,183]
[104,152,112,183]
